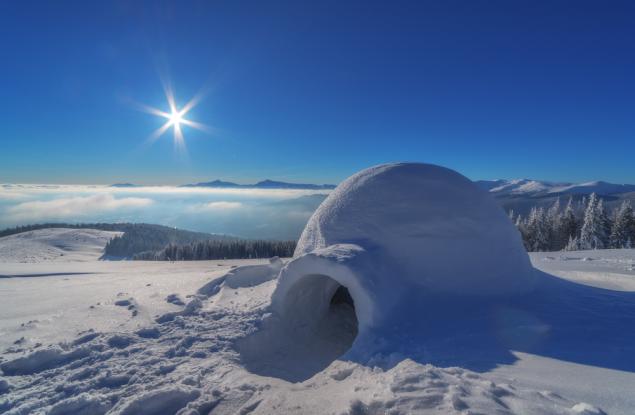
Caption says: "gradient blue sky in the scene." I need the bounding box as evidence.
[1,1,634,185]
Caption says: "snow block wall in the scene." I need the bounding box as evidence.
[272,163,535,357]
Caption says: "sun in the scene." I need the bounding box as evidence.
[168,109,184,127]
[136,81,210,153]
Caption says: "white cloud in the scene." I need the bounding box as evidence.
[0,184,330,199]
[203,201,244,209]
[187,201,244,212]
[6,194,154,222]
[0,192,30,201]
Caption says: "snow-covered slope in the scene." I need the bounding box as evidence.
[549,181,635,196]
[1,253,632,414]
[0,228,122,263]
[476,178,635,197]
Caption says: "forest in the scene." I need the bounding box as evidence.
[513,193,635,252]
[132,239,296,260]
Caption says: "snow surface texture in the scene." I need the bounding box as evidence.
[273,163,536,363]
[0,228,121,264]
[3,253,627,414]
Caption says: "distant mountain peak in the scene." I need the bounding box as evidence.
[182,179,240,188]
[110,183,138,188]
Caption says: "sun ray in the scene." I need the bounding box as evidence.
[147,121,173,144]
[130,100,172,119]
[138,81,211,151]
[180,118,212,133]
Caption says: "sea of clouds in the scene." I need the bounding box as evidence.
[0,184,329,240]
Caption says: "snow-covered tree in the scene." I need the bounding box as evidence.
[579,193,608,250]
[558,198,579,249]
[564,235,580,251]
[609,201,635,249]
[544,199,560,250]
[524,207,550,251]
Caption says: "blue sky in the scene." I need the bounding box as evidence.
[1,1,634,185]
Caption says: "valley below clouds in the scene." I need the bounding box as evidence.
[0,184,328,239]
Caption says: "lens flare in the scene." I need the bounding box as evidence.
[137,81,210,154]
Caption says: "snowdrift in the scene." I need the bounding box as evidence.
[271,163,536,361]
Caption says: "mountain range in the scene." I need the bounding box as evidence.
[476,179,635,215]
[179,179,336,190]
[476,179,635,197]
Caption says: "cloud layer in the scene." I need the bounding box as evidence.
[6,194,154,222]
[0,185,328,239]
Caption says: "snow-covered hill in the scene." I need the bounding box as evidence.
[476,178,635,197]
[0,228,122,263]
[475,178,635,218]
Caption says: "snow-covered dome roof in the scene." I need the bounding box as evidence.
[272,163,535,339]
[296,163,533,293]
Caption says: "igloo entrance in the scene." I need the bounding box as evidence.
[238,274,358,382]
[281,274,358,334]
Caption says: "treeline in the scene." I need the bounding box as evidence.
[103,226,233,258]
[513,194,635,252]
[132,239,296,261]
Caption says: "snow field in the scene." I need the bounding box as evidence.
[2,252,629,414]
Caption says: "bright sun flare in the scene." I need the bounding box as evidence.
[137,82,210,153]
[168,109,184,127]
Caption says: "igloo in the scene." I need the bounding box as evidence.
[271,163,536,349]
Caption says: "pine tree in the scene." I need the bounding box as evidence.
[598,199,612,247]
[525,207,549,251]
[609,201,635,248]
[579,193,608,250]
[558,198,579,250]
[564,235,580,251]
[546,199,561,250]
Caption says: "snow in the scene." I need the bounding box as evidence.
[1,171,635,415]
[489,179,556,195]
[0,228,122,263]
[1,250,634,414]
[0,259,264,351]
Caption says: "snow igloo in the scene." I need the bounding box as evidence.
[270,163,535,357]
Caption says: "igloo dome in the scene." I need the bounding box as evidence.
[272,163,535,335]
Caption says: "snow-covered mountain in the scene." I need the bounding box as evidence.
[476,178,635,197]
